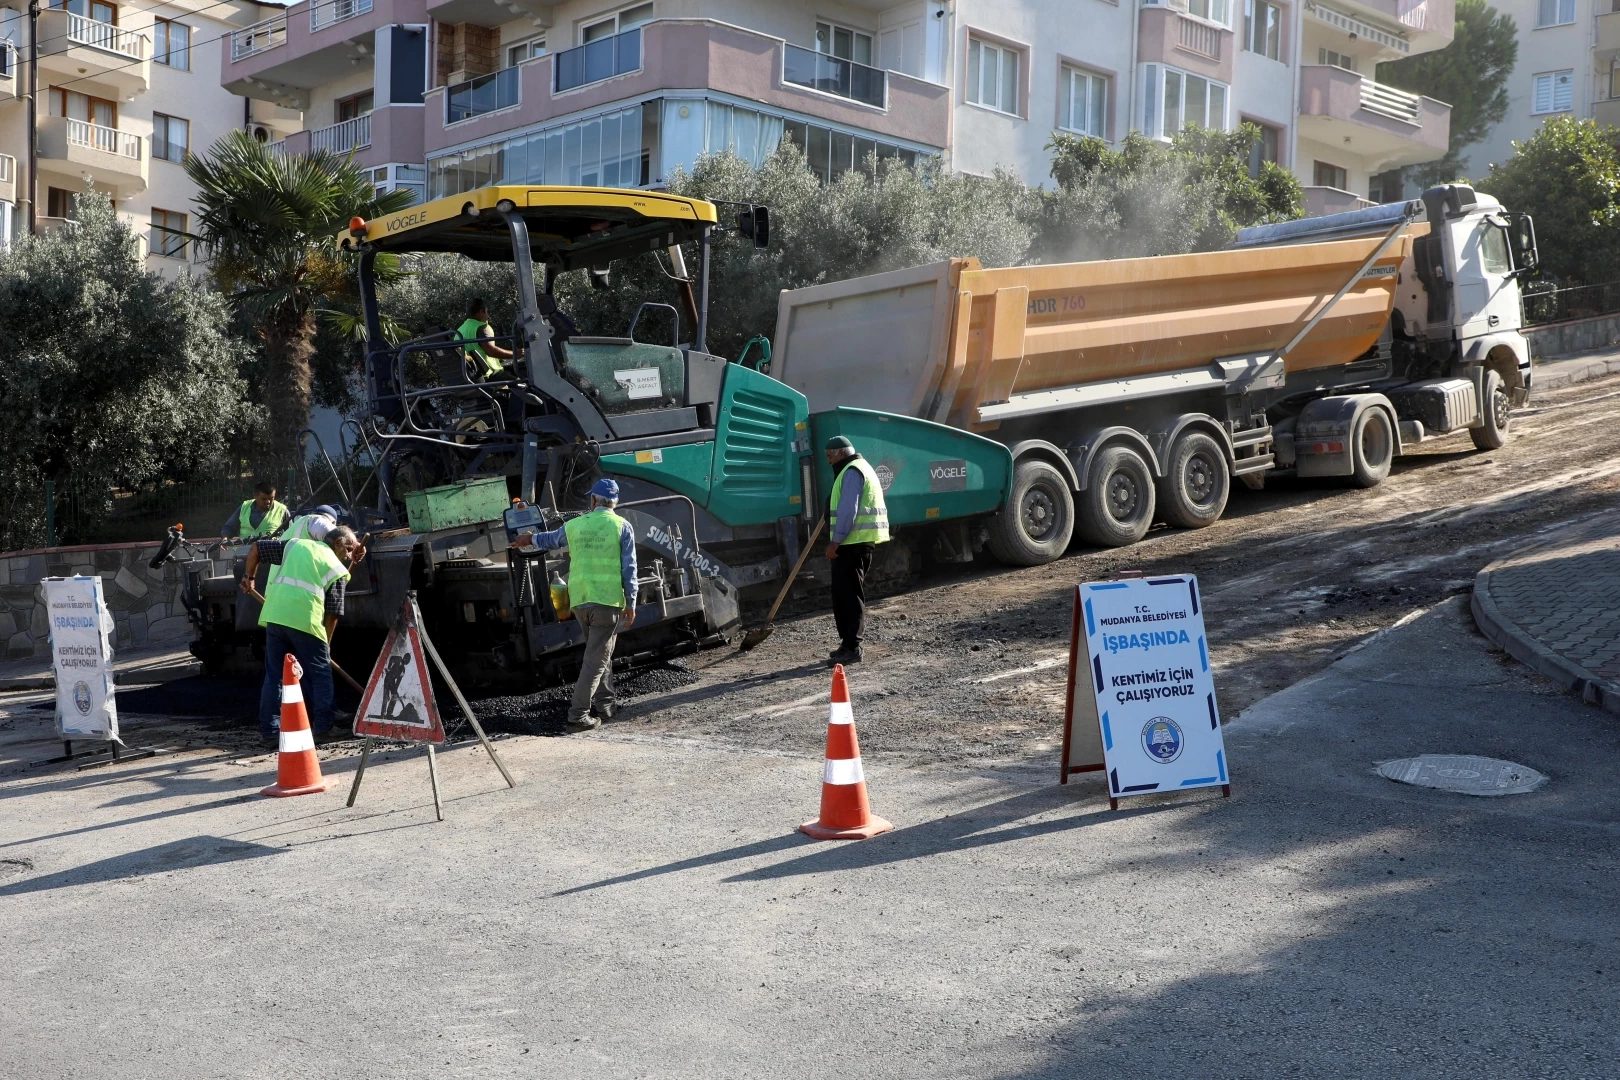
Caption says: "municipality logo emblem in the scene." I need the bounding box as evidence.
[1142,717,1183,763]
[72,680,93,716]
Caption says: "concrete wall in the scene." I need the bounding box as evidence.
[0,541,197,660]
[1525,312,1620,358]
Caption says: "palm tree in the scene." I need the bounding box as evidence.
[187,130,414,467]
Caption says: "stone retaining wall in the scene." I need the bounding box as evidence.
[1525,314,1620,359]
[0,541,198,659]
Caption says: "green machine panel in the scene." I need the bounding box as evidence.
[810,408,1011,528]
[405,475,512,532]
[599,440,716,508]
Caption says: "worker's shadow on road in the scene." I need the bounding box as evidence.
[553,783,1169,896]
[0,835,280,897]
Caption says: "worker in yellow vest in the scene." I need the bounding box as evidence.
[823,435,890,667]
[241,527,366,747]
[457,297,514,381]
[222,480,288,539]
[509,478,637,732]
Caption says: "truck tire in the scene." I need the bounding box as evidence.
[1076,445,1156,548]
[1157,431,1229,529]
[987,459,1074,566]
[1349,407,1394,488]
[1471,368,1509,451]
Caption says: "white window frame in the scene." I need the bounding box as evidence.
[506,34,546,67]
[1244,0,1281,61]
[581,2,653,44]
[815,21,874,67]
[1186,0,1230,25]
[966,34,1023,116]
[1318,48,1358,72]
[1140,63,1228,139]
[1058,64,1108,138]
[1532,70,1574,114]
[1534,0,1576,28]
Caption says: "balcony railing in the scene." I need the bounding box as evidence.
[1,41,15,78]
[310,0,372,33]
[65,119,143,159]
[1359,78,1422,123]
[782,43,886,108]
[1176,14,1223,59]
[554,27,641,93]
[0,153,13,183]
[231,13,287,61]
[447,67,518,123]
[309,113,371,153]
[67,12,145,59]
[265,139,288,156]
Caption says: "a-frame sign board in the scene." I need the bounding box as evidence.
[1060,576,1231,810]
[346,593,515,820]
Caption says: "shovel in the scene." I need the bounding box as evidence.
[738,516,825,652]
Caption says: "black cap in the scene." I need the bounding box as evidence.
[824,435,854,451]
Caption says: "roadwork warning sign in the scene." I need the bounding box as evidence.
[1061,576,1229,805]
[354,598,444,744]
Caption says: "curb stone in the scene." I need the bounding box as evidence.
[1471,560,1620,717]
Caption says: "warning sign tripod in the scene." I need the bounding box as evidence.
[346,593,515,820]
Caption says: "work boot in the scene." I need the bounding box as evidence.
[827,646,863,667]
[591,702,617,721]
[564,714,601,733]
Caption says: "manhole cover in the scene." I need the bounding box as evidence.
[1376,755,1547,796]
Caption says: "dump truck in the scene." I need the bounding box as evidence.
[164,186,1016,687]
[771,184,1540,564]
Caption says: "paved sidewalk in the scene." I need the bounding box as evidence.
[1472,509,1620,714]
[0,643,198,692]
[1532,347,1620,392]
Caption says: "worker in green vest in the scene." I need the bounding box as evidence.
[457,297,514,381]
[222,480,288,539]
[241,527,367,747]
[509,478,637,732]
[823,435,890,667]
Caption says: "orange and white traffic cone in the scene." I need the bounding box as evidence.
[262,654,330,798]
[800,664,892,840]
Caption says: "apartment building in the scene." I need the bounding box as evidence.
[0,0,294,267]
[1454,0,1618,181]
[219,0,1454,216]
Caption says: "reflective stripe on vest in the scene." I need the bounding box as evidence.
[831,457,890,545]
[563,509,629,609]
[267,515,315,586]
[238,500,288,538]
[258,538,350,642]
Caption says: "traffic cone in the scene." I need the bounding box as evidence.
[800,664,892,840]
[262,654,330,798]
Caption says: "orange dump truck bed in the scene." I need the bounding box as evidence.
[772,230,1414,430]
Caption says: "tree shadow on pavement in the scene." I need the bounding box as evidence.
[0,835,280,897]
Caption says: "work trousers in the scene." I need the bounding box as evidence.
[568,603,621,724]
[259,623,335,739]
[830,542,875,650]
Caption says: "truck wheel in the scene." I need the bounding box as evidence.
[1077,445,1156,548]
[1349,407,1394,488]
[987,460,1074,566]
[1158,431,1229,529]
[1471,369,1509,451]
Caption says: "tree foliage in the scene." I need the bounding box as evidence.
[0,192,252,549]
[1378,0,1518,183]
[1478,116,1620,284]
[186,131,414,465]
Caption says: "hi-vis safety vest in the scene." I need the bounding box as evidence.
[237,500,288,538]
[458,317,503,379]
[563,509,631,609]
[267,513,333,585]
[258,539,350,642]
[831,457,890,545]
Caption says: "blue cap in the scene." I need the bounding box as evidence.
[590,478,620,500]
[315,504,342,519]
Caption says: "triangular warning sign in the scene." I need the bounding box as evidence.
[354,598,445,744]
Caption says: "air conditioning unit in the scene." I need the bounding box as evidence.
[252,125,271,143]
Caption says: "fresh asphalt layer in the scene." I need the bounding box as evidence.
[1,597,1616,1079]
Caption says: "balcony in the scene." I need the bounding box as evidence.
[423,19,948,157]
[1298,64,1448,171]
[1317,0,1454,55]
[38,9,150,97]
[782,44,885,109]
[265,105,419,170]
[1599,10,1620,61]
[448,67,519,124]
[0,153,15,206]
[554,27,642,94]
[221,0,429,110]
[37,116,147,195]
[1594,97,1620,127]
[1138,5,1233,82]
[1304,186,1377,217]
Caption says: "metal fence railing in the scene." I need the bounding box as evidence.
[1521,280,1620,326]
